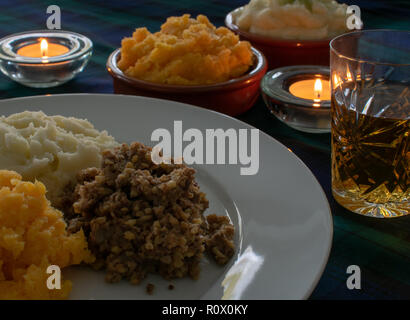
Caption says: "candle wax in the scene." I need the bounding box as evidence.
[17,42,69,58]
[289,79,331,101]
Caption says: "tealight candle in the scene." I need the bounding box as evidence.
[0,30,92,88]
[17,39,69,58]
[289,78,331,101]
[261,65,331,133]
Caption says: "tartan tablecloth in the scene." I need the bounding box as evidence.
[0,0,409,300]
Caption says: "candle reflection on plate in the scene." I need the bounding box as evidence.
[221,246,264,300]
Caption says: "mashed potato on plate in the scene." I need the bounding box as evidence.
[0,111,119,207]
[0,170,94,299]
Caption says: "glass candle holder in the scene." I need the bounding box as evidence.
[261,65,331,133]
[0,30,92,88]
[330,30,410,218]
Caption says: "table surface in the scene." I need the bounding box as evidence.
[0,0,409,300]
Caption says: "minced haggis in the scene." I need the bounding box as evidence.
[66,142,234,285]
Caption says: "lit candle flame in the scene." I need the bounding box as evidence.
[40,39,48,58]
[346,69,353,81]
[314,78,322,101]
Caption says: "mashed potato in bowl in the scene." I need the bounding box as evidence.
[233,0,349,40]
[0,111,119,207]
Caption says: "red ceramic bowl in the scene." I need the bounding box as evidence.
[106,47,267,117]
[225,8,331,70]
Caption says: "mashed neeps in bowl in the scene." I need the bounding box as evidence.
[118,14,253,85]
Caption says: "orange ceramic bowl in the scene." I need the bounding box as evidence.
[107,47,267,117]
[225,8,331,70]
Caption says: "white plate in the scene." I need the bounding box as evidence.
[0,94,332,300]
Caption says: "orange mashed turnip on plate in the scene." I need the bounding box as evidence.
[0,170,94,300]
[118,14,253,85]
